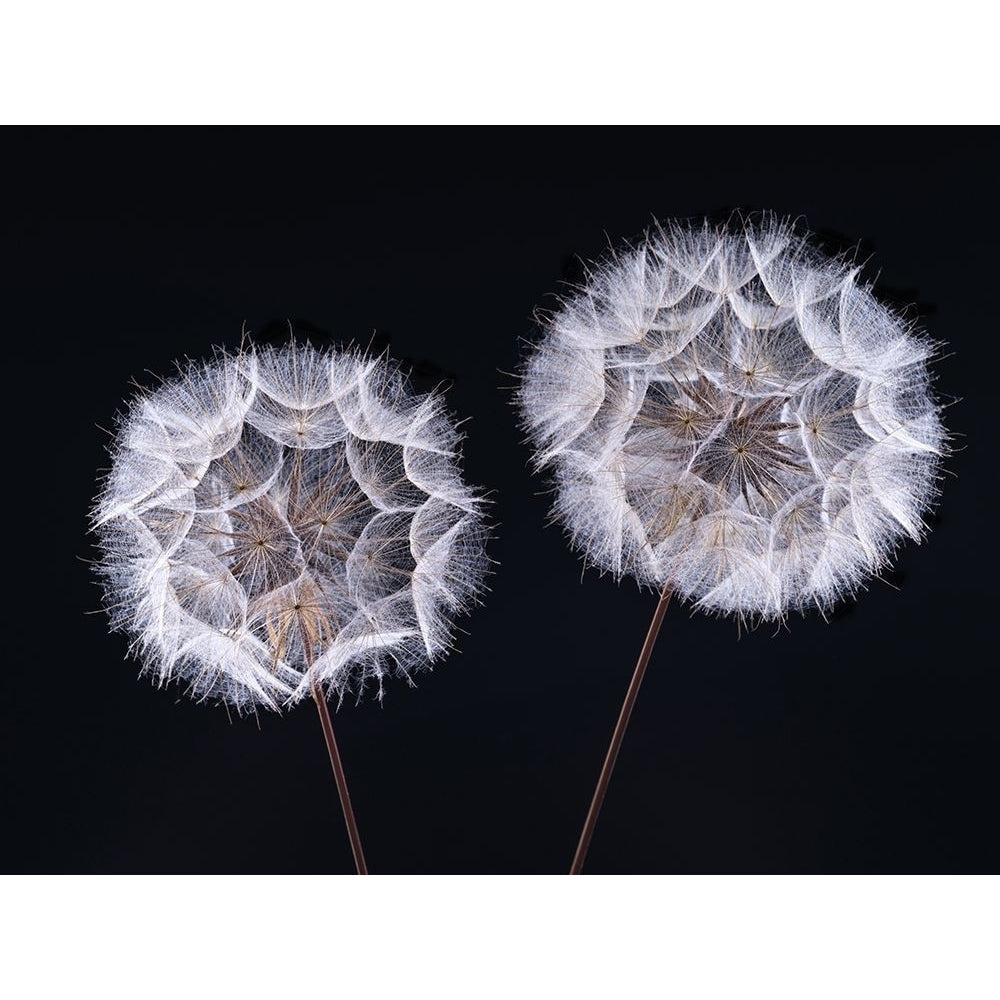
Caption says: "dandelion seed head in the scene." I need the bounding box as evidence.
[518,214,948,619]
[93,341,489,712]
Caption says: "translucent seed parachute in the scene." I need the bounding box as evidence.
[93,342,489,712]
[518,215,947,619]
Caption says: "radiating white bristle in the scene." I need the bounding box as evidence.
[518,215,947,619]
[93,342,490,712]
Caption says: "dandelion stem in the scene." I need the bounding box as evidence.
[570,582,673,875]
[311,682,369,875]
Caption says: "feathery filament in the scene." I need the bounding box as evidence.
[93,342,489,711]
[519,215,947,618]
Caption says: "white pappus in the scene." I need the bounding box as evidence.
[92,341,490,712]
[518,214,948,619]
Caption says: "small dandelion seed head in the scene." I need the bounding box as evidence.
[517,213,949,620]
[92,340,489,712]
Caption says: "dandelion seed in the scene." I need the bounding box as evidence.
[93,339,489,872]
[518,214,948,872]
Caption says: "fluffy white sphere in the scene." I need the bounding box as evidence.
[93,343,489,711]
[519,215,947,618]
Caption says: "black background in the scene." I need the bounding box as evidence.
[4,128,997,874]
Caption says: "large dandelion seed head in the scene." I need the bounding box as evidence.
[518,215,947,619]
[93,341,489,712]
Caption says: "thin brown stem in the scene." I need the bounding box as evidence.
[311,681,369,875]
[570,582,673,875]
